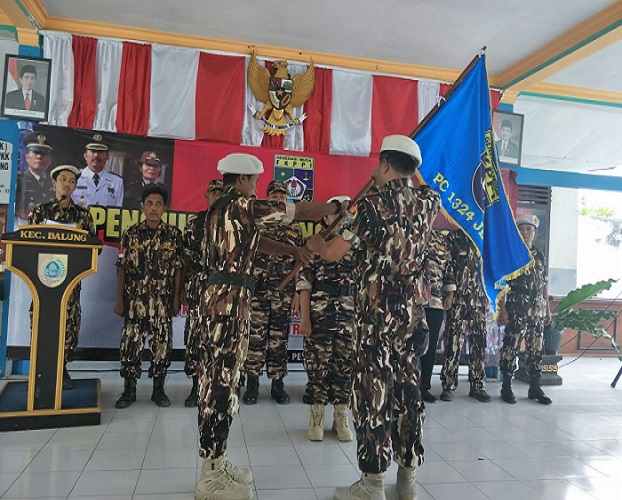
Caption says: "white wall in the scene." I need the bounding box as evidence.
[548,187,579,296]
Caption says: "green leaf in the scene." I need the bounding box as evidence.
[554,279,617,314]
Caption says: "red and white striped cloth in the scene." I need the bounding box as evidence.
[43,32,500,156]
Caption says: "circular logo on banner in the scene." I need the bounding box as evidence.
[37,254,68,288]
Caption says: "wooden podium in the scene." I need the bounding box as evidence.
[0,224,102,431]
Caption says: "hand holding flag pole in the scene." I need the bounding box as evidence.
[278,177,376,290]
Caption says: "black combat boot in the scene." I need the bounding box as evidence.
[271,377,290,405]
[185,375,199,407]
[243,375,259,405]
[151,376,171,407]
[469,386,492,402]
[62,365,74,390]
[500,374,517,404]
[528,375,552,405]
[115,378,137,408]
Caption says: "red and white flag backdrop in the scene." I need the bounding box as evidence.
[43,32,500,156]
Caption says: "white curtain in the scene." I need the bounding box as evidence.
[282,61,307,152]
[241,55,265,147]
[417,80,441,123]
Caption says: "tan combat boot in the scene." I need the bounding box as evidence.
[308,404,324,441]
[223,452,253,485]
[396,465,417,500]
[334,473,386,500]
[195,455,253,500]
[332,404,353,441]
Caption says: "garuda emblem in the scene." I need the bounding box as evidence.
[247,52,315,136]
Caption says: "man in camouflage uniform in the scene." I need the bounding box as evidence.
[182,179,223,407]
[298,195,357,442]
[114,184,183,409]
[242,179,303,405]
[29,164,96,390]
[498,215,552,405]
[195,153,344,500]
[420,230,455,403]
[16,132,56,220]
[439,229,491,403]
[308,135,440,500]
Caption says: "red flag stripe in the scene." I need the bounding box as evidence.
[116,41,152,136]
[68,36,98,129]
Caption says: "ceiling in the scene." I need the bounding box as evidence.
[1,0,621,174]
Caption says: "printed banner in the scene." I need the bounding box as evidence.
[7,124,377,355]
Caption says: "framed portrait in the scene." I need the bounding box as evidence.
[1,54,51,122]
[492,110,524,166]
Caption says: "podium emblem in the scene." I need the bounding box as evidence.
[38,254,68,288]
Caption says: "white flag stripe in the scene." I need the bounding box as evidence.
[417,80,441,124]
[329,70,372,156]
[241,55,265,147]
[93,38,123,132]
[148,45,199,139]
[43,32,74,127]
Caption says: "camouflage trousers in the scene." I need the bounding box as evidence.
[303,297,355,405]
[441,299,487,391]
[184,303,201,376]
[119,316,172,379]
[30,287,81,363]
[499,295,544,378]
[352,305,428,474]
[198,316,249,459]
[245,284,292,379]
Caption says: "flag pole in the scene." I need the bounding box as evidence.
[409,47,486,138]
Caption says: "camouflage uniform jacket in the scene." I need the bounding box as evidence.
[29,199,96,293]
[446,229,486,304]
[182,211,208,307]
[28,199,96,236]
[253,222,303,289]
[425,230,456,310]
[201,185,296,319]
[506,246,547,315]
[117,220,183,320]
[342,178,441,323]
[297,237,359,305]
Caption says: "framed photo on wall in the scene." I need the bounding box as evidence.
[1,55,51,122]
[492,110,524,166]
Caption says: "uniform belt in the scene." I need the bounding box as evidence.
[511,286,542,298]
[314,282,356,297]
[207,272,257,292]
[255,261,293,275]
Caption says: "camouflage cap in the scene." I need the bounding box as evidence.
[516,214,539,229]
[267,180,288,196]
[140,151,161,166]
[50,164,81,180]
[208,179,224,192]
[23,132,53,153]
[85,133,109,151]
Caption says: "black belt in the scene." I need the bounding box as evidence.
[207,272,257,293]
[314,283,357,297]
[255,261,293,275]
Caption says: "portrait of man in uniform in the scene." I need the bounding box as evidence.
[1,55,51,121]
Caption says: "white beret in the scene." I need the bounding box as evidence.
[327,195,351,204]
[516,214,539,229]
[217,153,264,175]
[380,135,422,168]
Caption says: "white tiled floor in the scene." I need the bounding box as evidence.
[1,357,622,499]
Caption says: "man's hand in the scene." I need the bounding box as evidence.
[306,234,326,253]
[300,316,312,337]
[291,292,300,315]
[293,245,313,266]
[114,298,124,317]
[443,291,454,311]
[498,306,508,326]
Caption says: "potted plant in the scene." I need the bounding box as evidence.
[548,278,621,360]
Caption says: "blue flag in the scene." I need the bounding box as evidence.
[414,54,531,310]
